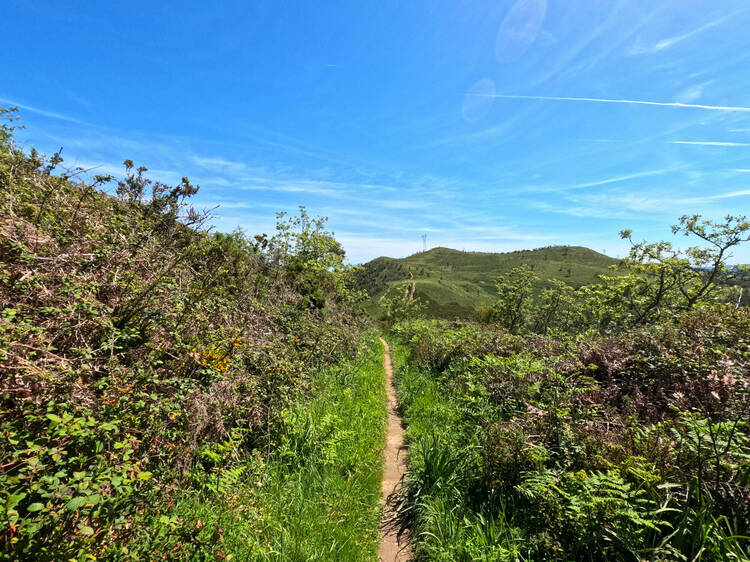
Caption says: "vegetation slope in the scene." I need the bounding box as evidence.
[385,215,750,560]
[357,246,617,319]
[0,107,384,560]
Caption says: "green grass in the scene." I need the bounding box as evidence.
[358,246,618,319]
[388,340,526,561]
[138,336,388,561]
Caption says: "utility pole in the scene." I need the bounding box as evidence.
[421,234,427,253]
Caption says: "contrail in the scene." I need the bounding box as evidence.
[0,98,85,123]
[468,93,750,112]
[670,140,749,146]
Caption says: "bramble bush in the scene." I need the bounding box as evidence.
[390,304,750,560]
[0,107,365,559]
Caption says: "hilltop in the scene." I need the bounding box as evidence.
[356,245,618,318]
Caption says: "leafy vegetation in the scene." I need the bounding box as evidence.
[387,221,750,559]
[389,312,750,560]
[357,246,618,320]
[4,103,750,561]
[132,336,387,560]
[0,107,378,560]
[480,216,748,335]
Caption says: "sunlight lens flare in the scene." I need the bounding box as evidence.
[495,0,547,63]
[462,78,496,122]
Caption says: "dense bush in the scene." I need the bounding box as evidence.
[484,216,749,335]
[0,108,365,559]
[390,312,750,560]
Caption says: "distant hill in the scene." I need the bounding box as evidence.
[356,246,619,319]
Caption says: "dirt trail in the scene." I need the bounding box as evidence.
[378,338,411,562]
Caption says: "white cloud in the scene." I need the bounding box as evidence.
[669,140,749,146]
[711,189,750,199]
[375,200,433,210]
[0,97,86,124]
[675,82,712,104]
[472,94,750,113]
[572,168,673,189]
[629,15,731,55]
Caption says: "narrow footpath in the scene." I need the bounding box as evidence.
[378,338,410,562]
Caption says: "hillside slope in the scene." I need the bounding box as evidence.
[0,110,371,559]
[357,246,618,318]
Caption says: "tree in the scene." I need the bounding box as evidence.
[617,215,750,323]
[270,206,363,307]
[530,279,581,334]
[494,264,539,333]
[380,282,424,324]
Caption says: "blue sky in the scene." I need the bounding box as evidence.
[4,0,750,263]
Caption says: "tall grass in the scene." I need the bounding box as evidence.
[138,336,387,560]
[388,342,525,561]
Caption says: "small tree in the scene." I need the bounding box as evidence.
[618,215,750,323]
[380,282,424,325]
[530,279,582,334]
[494,264,539,333]
[270,206,363,307]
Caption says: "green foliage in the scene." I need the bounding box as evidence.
[388,309,750,560]
[379,281,425,325]
[617,215,749,316]
[477,215,749,335]
[0,110,366,559]
[271,206,366,308]
[493,264,538,333]
[126,336,387,560]
[357,245,618,320]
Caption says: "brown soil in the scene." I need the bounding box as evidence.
[378,338,411,561]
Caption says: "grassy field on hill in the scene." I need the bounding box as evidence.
[357,246,618,319]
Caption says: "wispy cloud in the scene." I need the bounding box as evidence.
[376,200,433,210]
[629,15,731,55]
[516,168,678,195]
[711,189,750,199]
[470,94,750,113]
[547,186,750,221]
[732,168,750,173]
[675,81,712,104]
[0,97,85,124]
[670,140,749,146]
[572,168,673,189]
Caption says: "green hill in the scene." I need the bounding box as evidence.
[357,246,619,318]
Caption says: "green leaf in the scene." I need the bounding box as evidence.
[7,492,26,509]
[137,471,152,480]
[66,496,87,511]
[79,525,95,536]
[27,502,44,512]
[46,413,62,425]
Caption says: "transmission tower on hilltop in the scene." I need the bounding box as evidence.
[421,234,427,252]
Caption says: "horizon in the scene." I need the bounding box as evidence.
[4,0,750,263]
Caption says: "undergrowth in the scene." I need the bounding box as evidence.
[389,316,750,561]
[136,335,387,560]
[0,107,373,560]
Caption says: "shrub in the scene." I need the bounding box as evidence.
[0,108,364,559]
